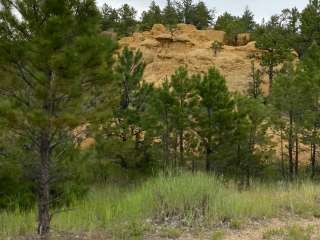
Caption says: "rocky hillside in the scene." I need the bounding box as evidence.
[119,24,267,93]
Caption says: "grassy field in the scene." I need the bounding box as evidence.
[1,173,320,238]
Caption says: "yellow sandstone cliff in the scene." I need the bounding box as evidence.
[118,24,268,94]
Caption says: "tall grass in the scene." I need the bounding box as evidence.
[1,172,320,238]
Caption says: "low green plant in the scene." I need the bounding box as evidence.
[287,225,313,240]
[263,228,286,239]
[229,219,242,229]
[211,230,226,240]
[159,227,182,239]
[263,225,314,240]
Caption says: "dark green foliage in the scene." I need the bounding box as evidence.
[215,12,239,44]
[176,0,194,24]
[241,7,255,32]
[193,68,234,172]
[0,0,116,234]
[101,4,119,31]
[100,3,137,37]
[170,67,197,167]
[117,4,138,37]
[162,0,180,28]
[297,43,320,178]
[231,95,271,185]
[191,1,214,29]
[115,46,145,112]
[301,0,320,52]
[93,46,156,180]
[215,8,256,45]
[148,79,176,170]
[255,17,292,92]
[270,63,304,180]
[141,1,163,31]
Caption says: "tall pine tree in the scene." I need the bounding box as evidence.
[0,0,115,236]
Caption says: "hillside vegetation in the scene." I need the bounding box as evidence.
[1,0,320,239]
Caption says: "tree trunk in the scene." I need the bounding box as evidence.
[205,145,211,172]
[295,134,299,177]
[246,168,250,188]
[173,132,178,170]
[280,128,285,178]
[311,143,316,179]
[179,129,184,167]
[268,64,274,94]
[288,112,294,181]
[37,130,51,239]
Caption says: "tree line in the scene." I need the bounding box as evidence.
[1,0,320,239]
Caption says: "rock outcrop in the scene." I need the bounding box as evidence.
[118,24,267,93]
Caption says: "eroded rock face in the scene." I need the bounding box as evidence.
[119,24,267,93]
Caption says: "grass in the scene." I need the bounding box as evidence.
[1,172,320,238]
[263,225,315,240]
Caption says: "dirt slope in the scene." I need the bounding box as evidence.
[119,24,267,94]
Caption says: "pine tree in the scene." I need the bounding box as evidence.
[115,47,145,112]
[162,0,180,28]
[301,0,320,52]
[255,18,292,93]
[297,43,320,178]
[170,67,196,167]
[248,59,263,98]
[283,8,303,58]
[141,1,163,31]
[176,0,194,24]
[0,0,115,237]
[148,79,175,170]
[101,46,154,173]
[192,1,214,29]
[232,94,270,186]
[101,4,119,31]
[271,63,304,180]
[241,7,255,32]
[193,67,234,172]
[215,12,243,45]
[117,4,137,36]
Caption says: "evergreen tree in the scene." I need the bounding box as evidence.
[148,79,176,170]
[98,46,154,175]
[274,8,303,58]
[117,4,137,36]
[255,17,292,93]
[232,95,270,186]
[193,67,234,172]
[141,1,163,31]
[215,12,243,45]
[271,63,304,180]
[241,6,256,32]
[192,1,214,29]
[297,43,320,178]
[162,0,180,28]
[248,59,263,98]
[170,67,196,167]
[176,0,194,24]
[301,0,320,52]
[101,4,119,31]
[0,0,115,236]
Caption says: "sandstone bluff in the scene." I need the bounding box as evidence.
[118,24,267,93]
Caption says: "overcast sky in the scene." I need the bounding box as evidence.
[98,0,309,23]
